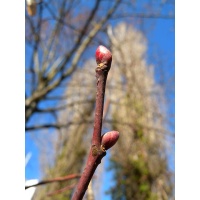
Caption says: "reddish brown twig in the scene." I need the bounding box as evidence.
[47,183,76,196]
[72,46,119,200]
[25,174,81,189]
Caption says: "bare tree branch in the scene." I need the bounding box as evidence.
[35,99,95,113]
[25,120,93,131]
[47,184,76,196]
[25,174,81,189]
[25,0,122,124]
[112,13,175,20]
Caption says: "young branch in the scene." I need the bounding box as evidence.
[71,46,119,200]
[47,184,76,196]
[25,174,81,189]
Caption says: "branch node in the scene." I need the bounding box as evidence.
[91,145,106,156]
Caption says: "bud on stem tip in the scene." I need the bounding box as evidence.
[95,45,112,66]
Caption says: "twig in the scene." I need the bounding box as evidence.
[47,183,76,196]
[47,175,96,197]
[25,174,81,189]
[71,46,118,200]
[86,97,110,198]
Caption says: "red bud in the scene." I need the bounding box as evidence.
[101,131,119,150]
[95,45,112,66]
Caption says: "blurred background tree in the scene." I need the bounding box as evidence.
[25,0,174,199]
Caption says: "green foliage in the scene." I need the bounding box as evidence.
[107,142,172,200]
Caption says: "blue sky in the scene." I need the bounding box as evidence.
[25,1,175,199]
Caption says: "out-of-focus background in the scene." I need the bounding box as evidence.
[25,0,174,199]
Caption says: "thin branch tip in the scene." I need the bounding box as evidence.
[95,45,112,67]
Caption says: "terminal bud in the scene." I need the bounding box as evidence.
[95,45,112,67]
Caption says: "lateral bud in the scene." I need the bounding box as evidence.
[101,131,119,151]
